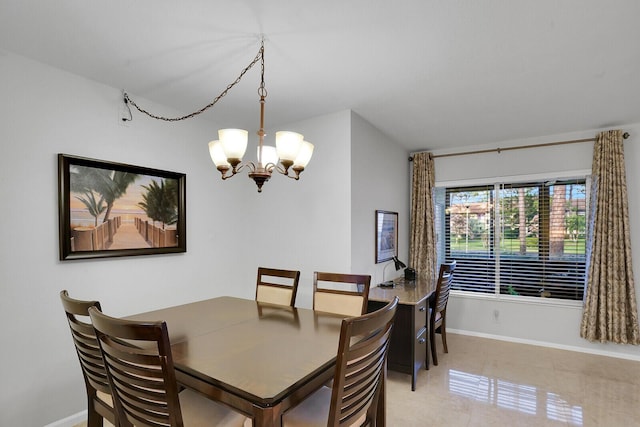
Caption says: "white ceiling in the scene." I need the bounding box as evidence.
[2,1,639,151]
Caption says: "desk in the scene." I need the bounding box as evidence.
[367,277,434,391]
[127,297,384,427]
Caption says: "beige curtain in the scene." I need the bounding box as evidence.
[409,152,437,288]
[580,130,640,344]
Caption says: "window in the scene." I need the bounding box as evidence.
[435,178,588,301]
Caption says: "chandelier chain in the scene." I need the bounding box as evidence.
[123,43,265,122]
[258,40,267,98]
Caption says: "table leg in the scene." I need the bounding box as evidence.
[252,404,282,427]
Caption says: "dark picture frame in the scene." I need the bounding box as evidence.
[58,154,186,260]
[375,210,398,263]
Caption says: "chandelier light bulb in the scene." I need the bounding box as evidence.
[258,145,279,168]
[219,128,248,162]
[208,140,230,167]
[275,131,304,162]
[293,140,314,168]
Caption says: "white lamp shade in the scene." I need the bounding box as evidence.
[208,140,229,167]
[293,140,314,168]
[275,131,303,162]
[219,128,248,160]
[259,145,279,167]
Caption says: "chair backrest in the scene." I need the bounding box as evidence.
[88,306,184,427]
[255,267,301,307]
[59,291,114,411]
[329,296,398,426]
[313,272,371,317]
[433,261,456,313]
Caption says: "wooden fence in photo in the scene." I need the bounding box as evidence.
[69,216,177,251]
[134,217,178,248]
[70,216,122,252]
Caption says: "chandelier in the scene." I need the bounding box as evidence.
[208,42,313,192]
[122,38,313,193]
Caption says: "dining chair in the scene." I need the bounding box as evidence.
[88,307,247,427]
[313,272,371,317]
[430,261,456,366]
[59,290,117,427]
[281,296,399,426]
[255,267,301,306]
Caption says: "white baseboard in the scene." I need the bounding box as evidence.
[43,410,86,427]
[449,329,640,362]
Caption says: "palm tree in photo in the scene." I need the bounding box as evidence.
[69,165,111,194]
[138,179,178,229]
[69,165,139,223]
[75,191,106,227]
[100,171,139,223]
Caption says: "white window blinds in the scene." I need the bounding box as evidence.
[438,178,587,301]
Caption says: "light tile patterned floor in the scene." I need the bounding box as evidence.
[386,334,640,426]
[73,334,640,426]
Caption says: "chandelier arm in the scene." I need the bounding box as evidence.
[245,162,257,173]
[274,164,302,180]
[123,44,264,122]
[218,163,248,180]
[274,164,289,176]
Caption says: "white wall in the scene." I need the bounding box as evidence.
[0,52,408,426]
[350,112,410,284]
[264,109,354,308]
[432,125,640,360]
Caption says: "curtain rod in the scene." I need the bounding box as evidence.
[409,131,630,161]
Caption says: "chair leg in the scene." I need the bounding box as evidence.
[425,339,430,371]
[86,406,102,427]
[430,320,438,366]
[441,317,448,354]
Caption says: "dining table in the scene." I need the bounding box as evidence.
[127,296,386,427]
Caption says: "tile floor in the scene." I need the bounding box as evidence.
[73,333,640,427]
[386,333,640,426]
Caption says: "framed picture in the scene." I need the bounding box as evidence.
[375,210,398,263]
[58,154,186,260]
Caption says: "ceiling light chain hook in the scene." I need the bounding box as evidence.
[123,42,265,122]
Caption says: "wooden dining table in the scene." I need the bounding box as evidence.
[127,296,386,427]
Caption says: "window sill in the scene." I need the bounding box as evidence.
[450,290,583,309]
